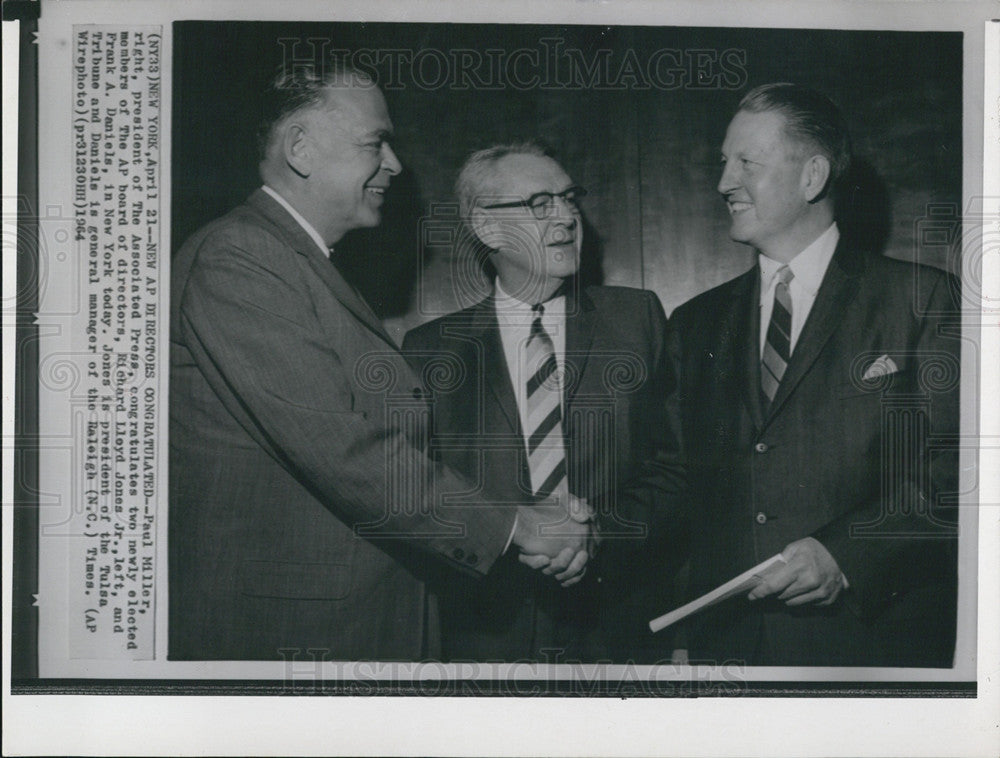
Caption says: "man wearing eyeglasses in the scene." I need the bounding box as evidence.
[403,143,687,662]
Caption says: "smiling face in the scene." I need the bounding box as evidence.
[301,84,402,244]
[475,153,582,300]
[717,108,818,261]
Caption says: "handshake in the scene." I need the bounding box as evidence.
[512,494,600,587]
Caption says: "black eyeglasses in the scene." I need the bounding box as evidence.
[480,186,587,220]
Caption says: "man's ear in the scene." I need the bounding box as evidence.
[282,123,311,178]
[801,154,832,203]
[470,206,500,249]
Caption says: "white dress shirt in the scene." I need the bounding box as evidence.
[759,222,840,357]
[262,185,332,258]
[494,281,569,553]
[493,279,567,454]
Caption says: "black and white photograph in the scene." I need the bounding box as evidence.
[3,1,998,756]
[168,19,968,672]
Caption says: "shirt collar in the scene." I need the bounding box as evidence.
[493,279,566,326]
[262,185,332,259]
[759,222,839,298]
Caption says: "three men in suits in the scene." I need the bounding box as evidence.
[169,65,590,661]
[404,144,687,661]
[669,83,960,666]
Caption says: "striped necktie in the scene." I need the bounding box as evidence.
[760,265,794,407]
[525,304,568,500]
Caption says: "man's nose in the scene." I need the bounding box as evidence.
[717,161,738,195]
[381,143,402,176]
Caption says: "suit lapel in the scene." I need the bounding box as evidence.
[247,189,396,347]
[564,285,596,407]
[469,299,520,435]
[735,269,766,432]
[765,241,865,422]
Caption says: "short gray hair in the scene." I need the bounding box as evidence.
[454,141,551,218]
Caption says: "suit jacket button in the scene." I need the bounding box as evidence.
[755,512,768,524]
[754,442,769,453]
[465,553,478,565]
[452,548,465,560]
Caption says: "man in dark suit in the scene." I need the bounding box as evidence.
[404,144,687,662]
[169,65,591,661]
[668,83,960,667]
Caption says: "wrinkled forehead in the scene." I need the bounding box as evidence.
[489,154,573,198]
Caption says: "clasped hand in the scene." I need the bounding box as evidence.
[512,495,598,587]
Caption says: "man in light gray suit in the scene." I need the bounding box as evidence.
[169,62,591,661]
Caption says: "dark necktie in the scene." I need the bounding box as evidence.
[761,265,794,407]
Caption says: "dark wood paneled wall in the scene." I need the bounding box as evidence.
[173,23,962,341]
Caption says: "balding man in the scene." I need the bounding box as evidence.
[169,65,589,661]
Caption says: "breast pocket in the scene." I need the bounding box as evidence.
[835,369,913,399]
